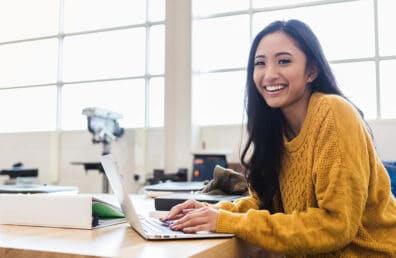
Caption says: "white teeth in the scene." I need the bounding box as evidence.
[265,85,285,92]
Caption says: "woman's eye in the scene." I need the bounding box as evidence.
[254,61,265,66]
[279,59,291,64]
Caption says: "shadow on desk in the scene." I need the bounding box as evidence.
[245,248,285,258]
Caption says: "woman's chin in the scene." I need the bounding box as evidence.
[264,99,284,109]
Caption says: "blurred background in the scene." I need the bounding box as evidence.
[0,0,395,193]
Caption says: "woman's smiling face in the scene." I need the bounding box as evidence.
[253,31,316,113]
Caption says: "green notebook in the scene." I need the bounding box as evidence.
[91,198,126,227]
[92,201,125,218]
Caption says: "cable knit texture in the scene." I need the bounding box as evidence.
[215,92,396,257]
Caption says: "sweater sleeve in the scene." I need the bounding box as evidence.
[216,98,371,255]
[213,189,261,212]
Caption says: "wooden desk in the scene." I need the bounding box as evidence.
[0,195,248,258]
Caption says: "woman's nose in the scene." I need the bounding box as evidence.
[264,65,279,81]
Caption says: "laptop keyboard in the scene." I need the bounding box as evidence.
[140,216,181,235]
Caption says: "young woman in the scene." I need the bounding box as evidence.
[160,20,396,257]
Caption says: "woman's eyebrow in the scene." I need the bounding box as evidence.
[255,52,292,59]
[275,52,292,57]
[255,54,266,59]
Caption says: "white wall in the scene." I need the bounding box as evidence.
[0,128,166,193]
[58,129,135,193]
[0,129,134,193]
[368,119,396,161]
[163,0,192,173]
[0,131,59,184]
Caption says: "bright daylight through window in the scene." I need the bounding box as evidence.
[0,0,395,132]
[192,0,396,125]
[0,0,164,132]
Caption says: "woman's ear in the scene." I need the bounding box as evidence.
[307,64,318,83]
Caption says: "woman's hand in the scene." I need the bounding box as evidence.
[159,199,220,233]
[159,199,206,222]
[169,206,220,233]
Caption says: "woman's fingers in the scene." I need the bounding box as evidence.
[170,213,208,231]
[170,207,219,232]
[182,208,195,214]
[159,199,204,221]
[159,201,190,221]
[159,205,183,221]
[181,224,208,233]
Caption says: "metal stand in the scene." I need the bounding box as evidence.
[78,107,124,193]
[71,143,112,193]
[101,142,111,193]
[71,162,109,193]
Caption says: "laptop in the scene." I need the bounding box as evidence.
[0,184,79,194]
[143,181,205,192]
[100,154,234,240]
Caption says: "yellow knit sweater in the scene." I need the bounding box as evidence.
[215,92,396,257]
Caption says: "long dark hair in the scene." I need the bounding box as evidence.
[241,19,347,210]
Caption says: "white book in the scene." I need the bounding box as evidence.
[0,194,126,229]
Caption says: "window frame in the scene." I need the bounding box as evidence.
[0,0,165,132]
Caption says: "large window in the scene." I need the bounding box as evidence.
[0,0,165,132]
[192,0,396,125]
